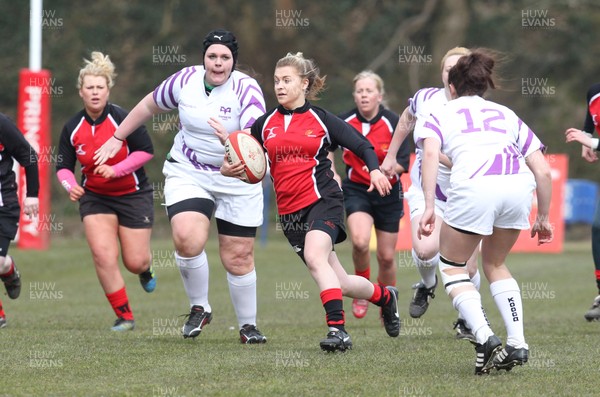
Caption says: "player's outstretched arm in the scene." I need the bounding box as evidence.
[565,127,599,163]
[381,107,414,177]
[94,93,161,165]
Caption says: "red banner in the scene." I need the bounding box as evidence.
[394,154,567,253]
[511,154,567,253]
[16,68,51,250]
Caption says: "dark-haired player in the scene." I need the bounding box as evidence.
[381,48,481,341]
[417,50,553,374]
[0,113,39,327]
[94,30,267,344]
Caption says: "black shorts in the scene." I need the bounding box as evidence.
[279,191,347,263]
[0,201,21,240]
[166,198,257,238]
[342,179,404,233]
[79,187,154,229]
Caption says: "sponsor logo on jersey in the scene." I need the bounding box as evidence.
[265,127,278,140]
[218,106,233,122]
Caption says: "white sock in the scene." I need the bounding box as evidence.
[490,278,527,349]
[471,270,481,291]
[452,290,493,344]
[227,269,257,329]
[413,249,438,288]
[176,251,211,312]
[457,272,481,321]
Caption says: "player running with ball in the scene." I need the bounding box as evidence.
[221,52,400,352]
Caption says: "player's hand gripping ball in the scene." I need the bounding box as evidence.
[224,131,267,184]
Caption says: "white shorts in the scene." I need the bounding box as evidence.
[406,184,446,220]
[162,160,263,227]
[444,174,536,235]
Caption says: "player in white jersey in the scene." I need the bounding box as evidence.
[381,47,480,340]
[94,29,267,344]
[416,50,553,374]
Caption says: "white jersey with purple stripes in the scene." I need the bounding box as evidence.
[153,66,266,169]
[415,95,544,186]
[408,87,451,201]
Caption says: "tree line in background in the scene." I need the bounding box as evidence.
[0,0,599,219]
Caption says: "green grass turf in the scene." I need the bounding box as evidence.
[1,235,598,396]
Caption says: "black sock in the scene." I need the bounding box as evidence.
[323,299,345,332]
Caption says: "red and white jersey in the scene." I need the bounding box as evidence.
[584,83,600,135]
[57,104,153,196]
[415,95,544,186]
[408,87,451,201]
[153,66,266,169]
[339,106,410,186]
[251,102,379,215]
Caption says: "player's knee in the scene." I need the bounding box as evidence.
[303,251,320,272]
[412,245,438,262]
[171,225,206,256]
[124,252,151,274]
[439,255,471,295]
[351,238,370,255]
[376,251,395,269]
[173,238,204,258]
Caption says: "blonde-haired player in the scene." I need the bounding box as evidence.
[57,51,156,331]
[222,52,399,351]
[329,70,410,320]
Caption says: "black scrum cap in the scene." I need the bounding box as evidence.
[202,29,238,68]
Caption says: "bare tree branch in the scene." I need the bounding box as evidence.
[365,0,439,72]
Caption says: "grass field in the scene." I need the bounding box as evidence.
[1,233,598,397]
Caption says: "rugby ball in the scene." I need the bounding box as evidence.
[224,131,267,184]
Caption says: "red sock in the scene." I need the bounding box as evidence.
[320,288,345,331]
[368,283,390,307]
[355,267,370,280]
[106,287,134,320]
[0,299,4,317]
